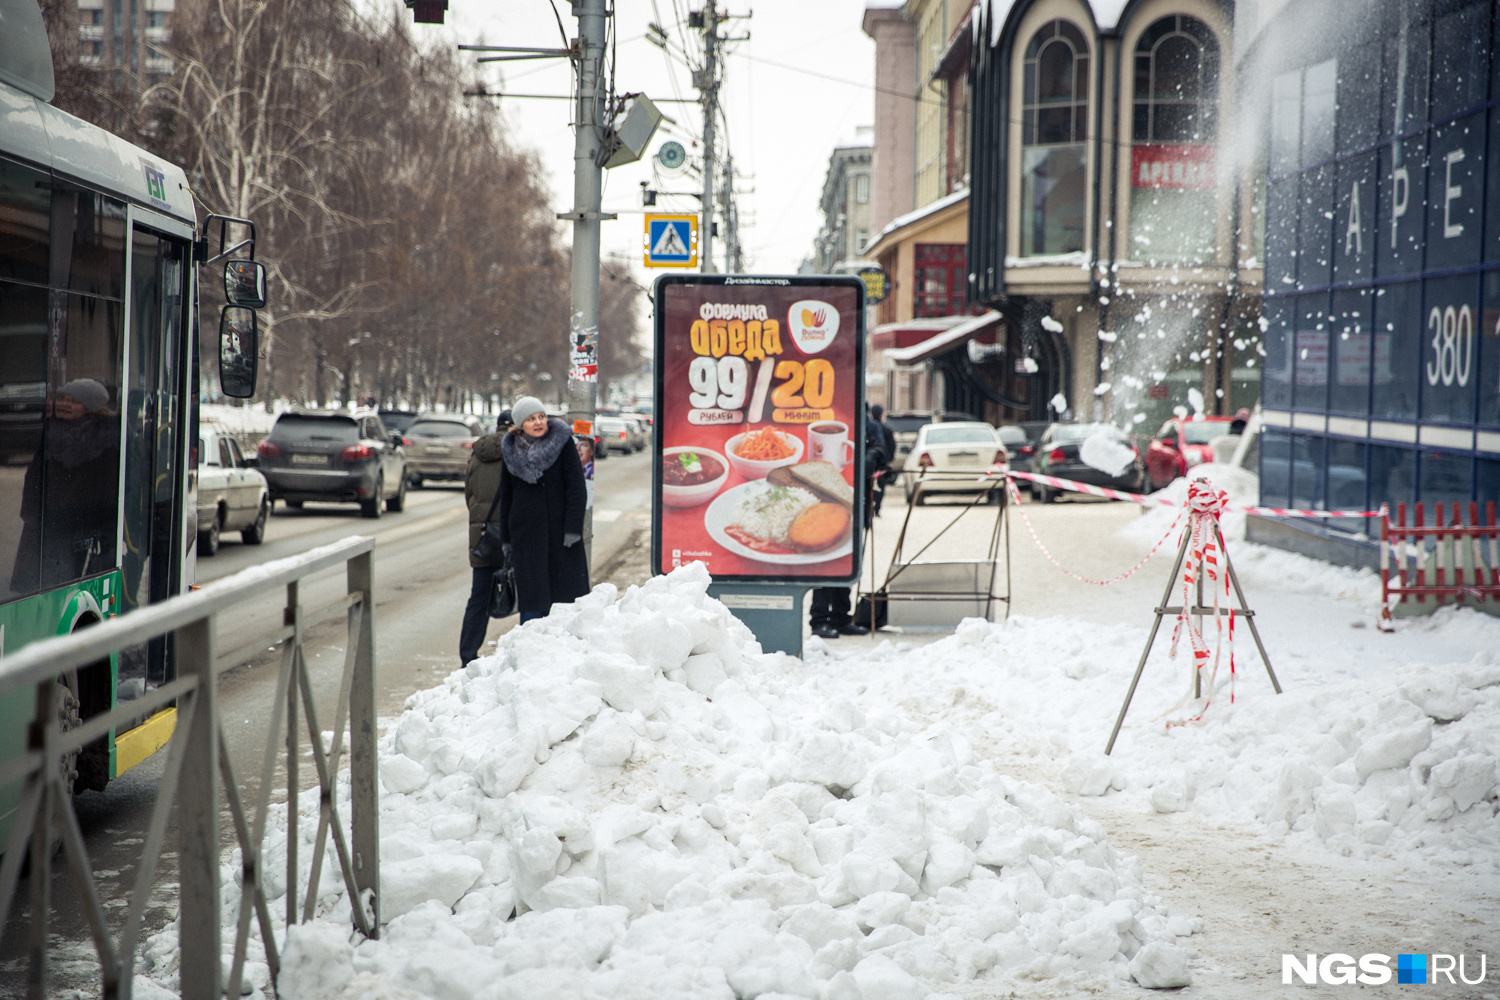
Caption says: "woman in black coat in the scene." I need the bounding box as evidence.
[499,397,589,621]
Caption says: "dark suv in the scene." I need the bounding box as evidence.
[257,409,407,517]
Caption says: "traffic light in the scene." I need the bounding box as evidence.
[405,0,447,23]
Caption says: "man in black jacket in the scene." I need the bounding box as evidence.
[870,404,897,516]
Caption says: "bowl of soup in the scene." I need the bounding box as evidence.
[662,447,729,507]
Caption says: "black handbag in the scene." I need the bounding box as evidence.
[489,553,517,619]
[470,484,507,564]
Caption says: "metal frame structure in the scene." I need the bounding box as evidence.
[0,536,380,1000]
[860,470,1012,626]
[1104,521,1280,755]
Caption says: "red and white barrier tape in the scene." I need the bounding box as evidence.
[1004,477,1184,586]
[1003,469,1383,519]
[1164,479,1235,724]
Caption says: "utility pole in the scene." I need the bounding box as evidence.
[564,0,610,556]
[722,153,742,272]
[698,0,719,273]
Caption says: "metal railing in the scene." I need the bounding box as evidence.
[0,536,380,1000]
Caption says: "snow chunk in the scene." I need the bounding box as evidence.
[381,854,484,919]
[1079,432,1136,478]
[277,922,354,996]
[1353,721,1432,781]
[1429,754,1496,813]
[1130,941,1193,988]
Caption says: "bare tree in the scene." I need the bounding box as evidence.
[38,0,645,412]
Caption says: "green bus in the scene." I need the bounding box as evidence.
[0,0,265,843]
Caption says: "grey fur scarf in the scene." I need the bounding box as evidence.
[501,416,571,484]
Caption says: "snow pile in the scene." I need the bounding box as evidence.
[1124,463,1382,604]
[144,565,1188,998]
[810,616,1500,872]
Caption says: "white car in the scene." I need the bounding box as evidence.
[901,421,1007,505]
[197,428,270,555]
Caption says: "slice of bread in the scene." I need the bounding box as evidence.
[767,460,854,508]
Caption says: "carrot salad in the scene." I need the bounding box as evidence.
[735,427,794,461]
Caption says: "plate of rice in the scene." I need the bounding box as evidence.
[704,480,853,564]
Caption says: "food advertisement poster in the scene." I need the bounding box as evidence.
[652,275,865,583]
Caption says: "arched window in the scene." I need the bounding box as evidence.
[1129,15,1221,263]
[1133,15,1219,143]
[1020,20,1090,256]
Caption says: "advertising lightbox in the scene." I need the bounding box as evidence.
[651,275,866,583]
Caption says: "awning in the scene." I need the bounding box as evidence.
[883,310,1003,364]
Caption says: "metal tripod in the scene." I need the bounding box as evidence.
[1104,519,1281,755]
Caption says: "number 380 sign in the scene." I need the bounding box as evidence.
[651,274,866,583]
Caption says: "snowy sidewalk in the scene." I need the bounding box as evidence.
[133,479,1500,999]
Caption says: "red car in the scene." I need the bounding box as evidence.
[1144,416,1234,489]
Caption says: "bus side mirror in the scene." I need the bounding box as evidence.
[224,260,267,309]
[219,306,258,398]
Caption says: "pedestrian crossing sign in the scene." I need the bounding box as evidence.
[643,214,698,268]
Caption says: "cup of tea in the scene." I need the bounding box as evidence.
[807,420,853,469]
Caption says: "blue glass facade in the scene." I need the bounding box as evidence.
[1256,0,1500,544]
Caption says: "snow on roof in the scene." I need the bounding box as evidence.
[884,309,1002,363]
[988,0,1137,45]
[865,187,969,256]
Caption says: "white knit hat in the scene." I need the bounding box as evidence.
[511,396,546,426]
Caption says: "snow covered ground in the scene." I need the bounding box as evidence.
[133,473,1500,999]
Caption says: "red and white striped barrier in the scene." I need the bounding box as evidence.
[1002,469,1384,520]
[1003,477,1183,586]
[1167,479,1236,719]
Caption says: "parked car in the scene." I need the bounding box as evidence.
[257,409,407,518]
[377,409,420,436]
[404,413,485,487]
[902,421,1007,505]
[883,409,980,465]
[997,425,1032,473]
[596,416,634,456]
[621,414,650,451]
[1144,416,1234,490]
[1030,423,1146,502]
[196,427,270,555]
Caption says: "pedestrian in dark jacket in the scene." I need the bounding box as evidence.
[870,404,897,516]
[498,397,589,623]
[460,414,509,665]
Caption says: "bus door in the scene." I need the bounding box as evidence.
[119,220,192,696]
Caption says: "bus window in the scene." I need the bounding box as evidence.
[39,296,124,590]
[120,231,188,693]
[53,186,127,300]
[0,157,50,286]
[0,282,47,602]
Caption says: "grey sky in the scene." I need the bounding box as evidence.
[417,0,877,276]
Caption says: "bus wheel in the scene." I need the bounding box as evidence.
[55,678,81,794]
